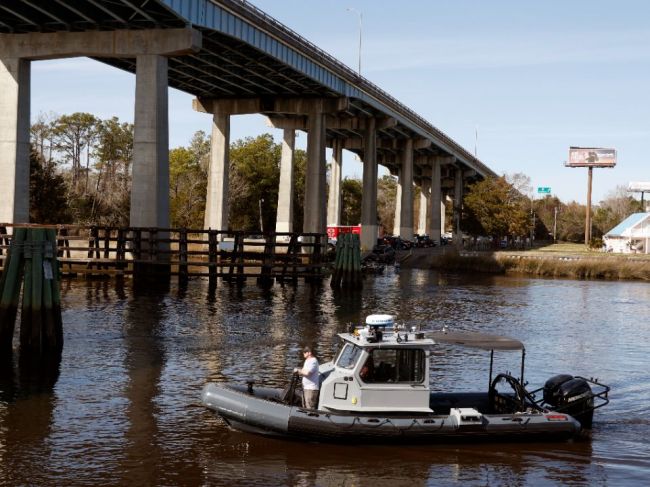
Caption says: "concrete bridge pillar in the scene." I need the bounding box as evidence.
[454,164,464,246]
[0,57,30,224]
[204,112,230,233]
[276,128,295,233]
[393,168,402,236]
[0,28,201,227]
[327,138,343,227]
[360,118,377,251]
[418,176,430,236]
[399,139,414,240]
[130,54,170,228]
[304,112,327,234]
[428,156,443,244]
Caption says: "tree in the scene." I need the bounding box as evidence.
[169,145,207,228]
[88,117,134,225]
[463,175,531,238]
[556,201,586,242]
[52,112,100,192]
[593,185,643,237]
[341,177,363,225]
[377,175,397,235]
[228,134,281,231]
[29,149,71,224]
[30,112,56,165]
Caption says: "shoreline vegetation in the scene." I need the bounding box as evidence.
[402,243,650,281]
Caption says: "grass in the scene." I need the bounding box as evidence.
[430,247,650,281]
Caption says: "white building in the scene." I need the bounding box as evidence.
[603,213,650,254]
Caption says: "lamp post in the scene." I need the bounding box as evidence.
[347,7,362,75]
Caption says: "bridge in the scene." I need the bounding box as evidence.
[0,0,496,251]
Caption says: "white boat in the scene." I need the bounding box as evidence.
[202,315,609,443]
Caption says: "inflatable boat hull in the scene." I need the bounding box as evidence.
[202,383,582,443]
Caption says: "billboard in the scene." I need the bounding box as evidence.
[628,182,650,192]
[566,147,616,167]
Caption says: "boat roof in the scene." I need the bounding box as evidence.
[339,329,523,351]
[426,331,524,351]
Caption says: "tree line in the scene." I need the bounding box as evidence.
[29,112,643,244]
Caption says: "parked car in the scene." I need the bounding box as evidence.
[414,234,436,248]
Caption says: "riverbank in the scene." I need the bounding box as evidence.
[398,244,650,281]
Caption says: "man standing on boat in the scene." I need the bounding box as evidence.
[294,346,320,409]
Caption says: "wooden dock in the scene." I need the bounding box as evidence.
[0,224,329,285]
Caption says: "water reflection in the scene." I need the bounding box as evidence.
[1,271,649,484]
[117,288,167,485]
[0,353,61,485]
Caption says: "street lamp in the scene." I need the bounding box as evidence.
[346,7,362,75]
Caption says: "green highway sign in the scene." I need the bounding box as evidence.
[537,187,551,194]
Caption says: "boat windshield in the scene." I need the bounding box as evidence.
[336,343,363,369]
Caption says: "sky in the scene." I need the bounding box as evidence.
[30,0,650,204]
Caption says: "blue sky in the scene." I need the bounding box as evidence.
[31,0,650,204]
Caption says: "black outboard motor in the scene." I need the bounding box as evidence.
[544,374,595,428]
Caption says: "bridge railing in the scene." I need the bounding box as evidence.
[228,0,490,174]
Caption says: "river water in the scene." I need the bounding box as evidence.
[0,270,649,486]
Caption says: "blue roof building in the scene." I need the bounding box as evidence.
[603,213,650,254]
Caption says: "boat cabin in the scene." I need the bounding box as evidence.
[319,315,435,413]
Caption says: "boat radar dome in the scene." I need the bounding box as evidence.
[365,314,394,328]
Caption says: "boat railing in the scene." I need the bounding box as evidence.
[526,376,610,413]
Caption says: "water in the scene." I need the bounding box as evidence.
[1,270,649,486]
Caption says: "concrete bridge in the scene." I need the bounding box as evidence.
[0,0,496,250]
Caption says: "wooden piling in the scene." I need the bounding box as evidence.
[0,228,26,353]
[0,228,63,356]
[330,233,362,289]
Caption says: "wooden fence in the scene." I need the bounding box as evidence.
[0,224,329,285]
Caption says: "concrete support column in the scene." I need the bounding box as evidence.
[399,139,414,240]
[327,138,343,226]
[361,118,377,251]
[454,166,464,246]
[428,156,442,243]
[441,196,447,237]
[393,169,402,236]
[204,112,230,233]
[0,57,30,224]
[275,129,295,233]
[418,178,430,235]
[130,54,169,228]
[304,112,327,234]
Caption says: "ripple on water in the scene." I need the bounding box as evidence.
[0,271,649,485]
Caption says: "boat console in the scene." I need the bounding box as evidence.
[319,315,435,413]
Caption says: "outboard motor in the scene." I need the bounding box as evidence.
[544,374,595,428]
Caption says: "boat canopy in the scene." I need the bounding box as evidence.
[427,331,524,351]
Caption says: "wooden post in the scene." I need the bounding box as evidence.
[179,228,188,284]
[0,228,26,353]
[257,233,274,286]
[208,230,217,287]
[1,228,63,356]
[116,228,126,272]
[585,166,593,245]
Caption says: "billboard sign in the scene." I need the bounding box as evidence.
[628,182,650,192]
[566,147,616,167]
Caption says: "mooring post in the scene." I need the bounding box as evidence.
[0,228,63,356]
[257,233,274,287]
[179,228,188,284]
[0,227,26,353]
[208,230,217,287]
